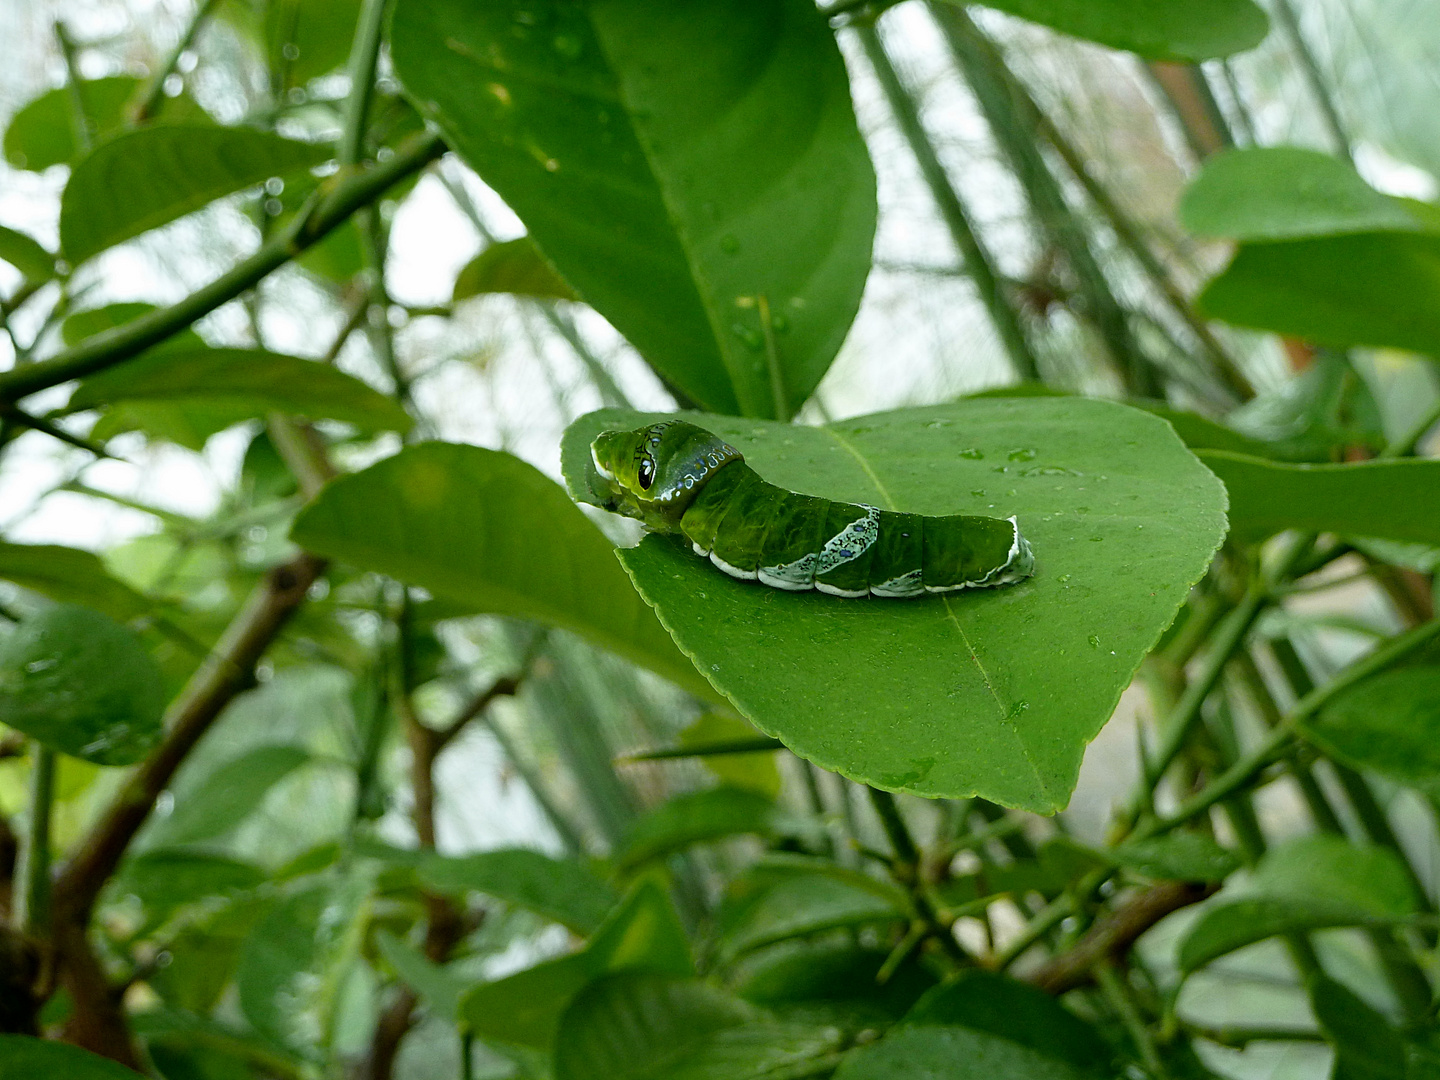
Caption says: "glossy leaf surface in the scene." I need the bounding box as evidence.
[0,604,165,765]
[1198,232,1440,356]
[563,400,1226,809]
[903,971,1111,1071]
[60,124,330,264]
[68,347,413,434]
[417,848,618,933]
[0,224,55,280]
[291,443,712,699]
[0,1037,144,1079]
[1109,834,1239,882]
[617,787,780,871]
[967,0,1267,61]
[1180,147,1426,241]
[3,76,143,171]
[391,0,875,418]
[833,1024,1090,1080]
[452,236,578,302]
[555,973,842,1080]
[1199,451,1440,545]
[0,542,150,621]
[458,881,691,1048]
[1303,667,1440,792]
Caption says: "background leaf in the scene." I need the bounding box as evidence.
[0,223,56,280]
[1108,834,1240,882]
[60,125,331,264]
[554,973,842,1080]
[0,1036,145,1079]
[1198,451,1440,544]
[290,442,713,700]
[1197,232,1440,355]
[0,542,150,621]
[68,347,413,434]
[1179,147,1427,241]
[452,236,578,302]
[964,0,1268,62]
[416,848,618,934]
[264,0,363,87]
[562,399,1227,809]
[1311,976,1409,1080]
[718,872,907,961]
[1302,667,1440,792]
[902,971,1112,1071]
[390,0,876,418]
[617,787,780,871]
[3,76,145,171]
[0,603,165,765]
[832,1023,1091,1080]
[145,745,313,846]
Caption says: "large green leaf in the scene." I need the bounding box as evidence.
[60,125,331,264]
[0,224,56,281]
[417,848,618,933]
[390,0,875,418]
[718,872,907,961]
[234,885,329,1052]
[145,745,313,846]
[1180,147,1428,241]
[1197,232,1440,356]
[0,542,150,621]
[1302,668,1440,792]
[67,347,413,434]
[452,236,578,303]
[963,0,1268,62]
[832,1024,1091,1080]
[290,443,712,699]
[0,1036,144,1079]
[903,971,1112,1072]
[562,399,1227,810]
[1178,836,1419,972]
[1198,451,1440,544]
[458,880,692,1048]
[617,787,781,871]
[264,0,363,87]
[1311,976,1409,1080]
[114,850,266,928]
[0,604,165,765]
[554,973,843,1080]
[3,76,143,171]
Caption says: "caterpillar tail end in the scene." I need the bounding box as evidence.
[985,516,1035,587]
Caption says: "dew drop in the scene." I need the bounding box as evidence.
[1088,635,1101,648]
[1007,447,1037,462]
[730,323,763,350]
[956,447,983,459]
[552,33,583,58]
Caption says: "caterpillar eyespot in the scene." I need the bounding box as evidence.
[591,421,1035,598]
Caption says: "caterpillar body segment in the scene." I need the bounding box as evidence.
[590,421,1034,598]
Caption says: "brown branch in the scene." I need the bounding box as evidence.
[45,552,325,1064]
[1027,880,1216,995]
[433,675,521,753]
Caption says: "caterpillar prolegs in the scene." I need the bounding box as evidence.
[591,421,1034,598]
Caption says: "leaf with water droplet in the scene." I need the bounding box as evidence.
[0,604,165,765]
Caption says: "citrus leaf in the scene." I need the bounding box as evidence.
[963,0,1268,62]
[1180,147,1427,241]
[3,76,143,171]
[0,604,165,765]
[0,542,150,621]
[60,124,330,264]
[1198,451,1440,545]
[417,848,619,933]
[1197,232,1440,356]
[290,443,713,700]
[391,0,875,418]
[453,236,578,302]
[555,973,842,1080]
[617,787,780,871]
[0,224,56,281]
[1109,834,1240,882]
[1302,667,1440,792]
[833,1023,1091,1080]
[561,398,1227,810]
[68,347,413,434]
[0,1036,145,1079]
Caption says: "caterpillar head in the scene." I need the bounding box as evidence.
[591,421,743,529]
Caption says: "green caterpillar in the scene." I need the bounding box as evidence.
[591,421,1034,598]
